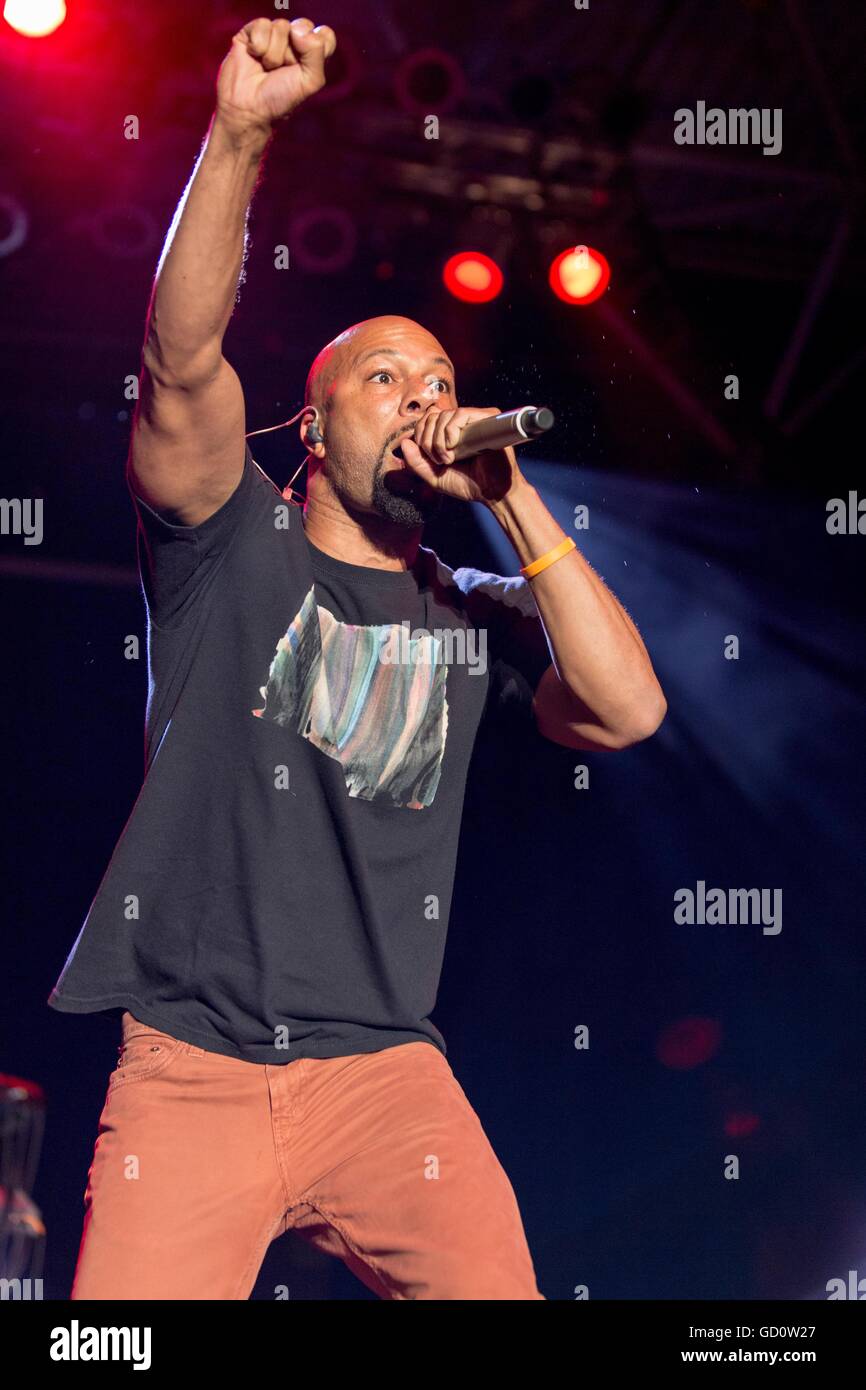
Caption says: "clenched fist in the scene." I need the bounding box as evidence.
[217,17,337,136]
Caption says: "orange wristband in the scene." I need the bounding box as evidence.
[520,536,576,579]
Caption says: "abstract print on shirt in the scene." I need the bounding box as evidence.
[252,585,449,810]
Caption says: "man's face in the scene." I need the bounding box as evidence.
[316,320,457,530]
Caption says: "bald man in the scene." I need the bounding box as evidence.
[50,19,665,1301]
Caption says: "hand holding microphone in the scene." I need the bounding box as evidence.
[397,404,555,507]
[399,405,554,466]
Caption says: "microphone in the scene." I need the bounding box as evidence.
[447,406,555,461]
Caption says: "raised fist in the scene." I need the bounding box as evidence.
[217,17,337,134]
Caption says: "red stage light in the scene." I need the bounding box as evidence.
[4,0,66,37]
[656,1016,722,1070]
[724,1111,761,1138]
[442,252,503,304]
[549,244,611,305]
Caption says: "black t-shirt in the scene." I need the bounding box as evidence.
[48,444,552,1063]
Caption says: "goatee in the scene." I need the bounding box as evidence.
[372,465,442,528]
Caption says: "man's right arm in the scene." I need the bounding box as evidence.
[127,17,336,529]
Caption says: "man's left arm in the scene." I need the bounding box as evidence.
[402,406,667,752]
[487,473,667,753]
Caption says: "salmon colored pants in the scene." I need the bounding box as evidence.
[70,1011,545,1300]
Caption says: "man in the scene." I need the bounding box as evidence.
[49,17,666,1300]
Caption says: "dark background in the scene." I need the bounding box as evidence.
[1,0,864,1300]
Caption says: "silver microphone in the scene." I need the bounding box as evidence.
[449,406,555,461]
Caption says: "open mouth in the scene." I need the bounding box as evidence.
[384,445,430,496]
[384,436,435,496]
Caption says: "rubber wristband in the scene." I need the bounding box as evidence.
[520,536,576,579]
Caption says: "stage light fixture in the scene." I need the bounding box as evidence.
[394,48,465,116]
[289,207,357,274]
[442,251,503,304]
[3,0,66,38]
[549,244,611,305]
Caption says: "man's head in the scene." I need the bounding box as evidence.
[300,315,456,529]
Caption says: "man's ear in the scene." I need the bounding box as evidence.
[305,414,325,446]
[299,409,326,458]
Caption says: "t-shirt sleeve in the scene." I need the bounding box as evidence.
[128,441,261,628]
[455,566,553,722]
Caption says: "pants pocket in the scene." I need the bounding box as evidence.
[108,1013,187,1091]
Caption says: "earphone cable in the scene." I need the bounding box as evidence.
[244,406,315,508]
